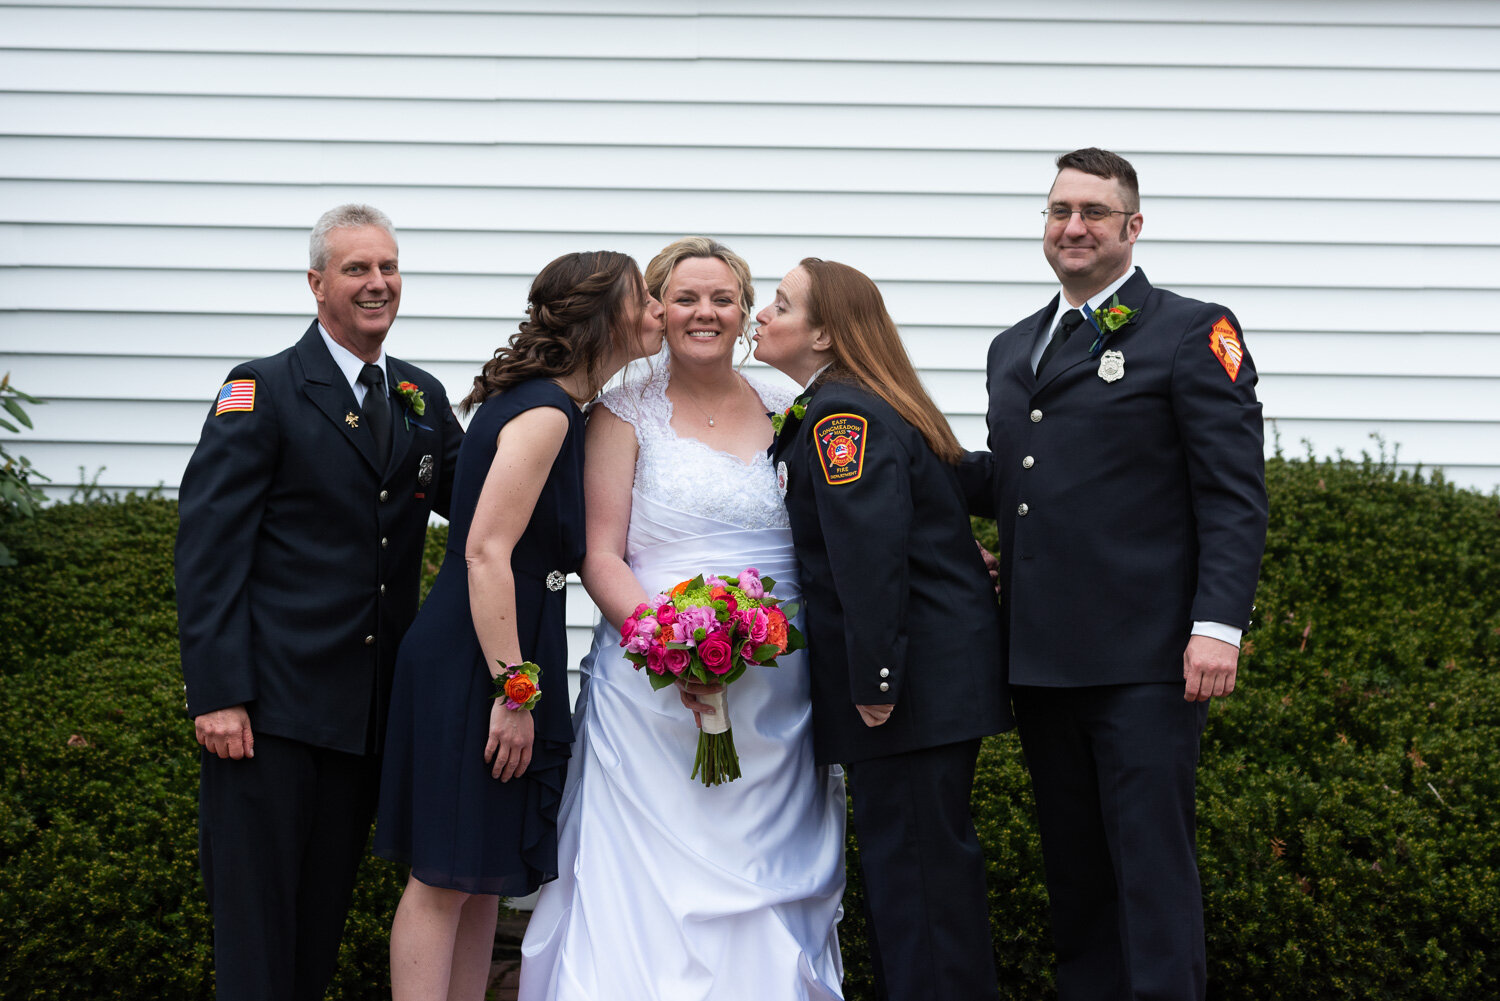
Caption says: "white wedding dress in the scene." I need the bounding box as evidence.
[520,358,846,1000]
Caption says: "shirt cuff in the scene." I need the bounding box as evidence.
[1191,621,1242,647]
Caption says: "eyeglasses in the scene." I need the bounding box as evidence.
[1042,206,1133,223]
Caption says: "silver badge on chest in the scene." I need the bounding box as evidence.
[1097,349,1125,383]
[776,460,788,498]
[417,454,434,485]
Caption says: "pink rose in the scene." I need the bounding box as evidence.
[633,602,651,618]
[739,641,758,662]
[661,648,691,676]
[735,606,769,644]
[698,633,733,674]
[645,646,666,675]
[736,568,765,599]
[619,616,638,642]
[656,603,678,625]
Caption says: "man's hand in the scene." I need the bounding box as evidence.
[195,705,255,760]
[1183,635,1239,702]
[976,540,1001,596]
[856,703,894,728]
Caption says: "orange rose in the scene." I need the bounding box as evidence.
[765,607,789,652]
[504,673,538,706]
[671,579,691,597]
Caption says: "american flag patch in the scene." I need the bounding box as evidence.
[215,380,256,415]
[1209,317,1244,382]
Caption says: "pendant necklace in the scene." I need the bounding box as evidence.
[677,377,737,429]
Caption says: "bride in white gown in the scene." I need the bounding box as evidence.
[519,239,846,1000]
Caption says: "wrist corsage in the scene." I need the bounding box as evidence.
[492,661,541,711]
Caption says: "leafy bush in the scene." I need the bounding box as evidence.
[840,452,1500,1000]
[0,499,446,1001]
[0,373,49,566]
[2,452,1497,1000]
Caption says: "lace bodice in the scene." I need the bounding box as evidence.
[598,357,795,531]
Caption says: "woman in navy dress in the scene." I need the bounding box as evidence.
[375,250,663,1000]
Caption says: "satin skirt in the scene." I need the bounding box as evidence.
[520,491,846,1000]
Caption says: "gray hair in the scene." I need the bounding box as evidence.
[309,204,397,270]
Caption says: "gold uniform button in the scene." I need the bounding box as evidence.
[1018,503,1029,516]
[364,635,375,646]
[878,682,890,693]
[1030,409,1043,423]
[1022,456,1034,469]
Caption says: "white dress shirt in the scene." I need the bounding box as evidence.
[318,323,389,407]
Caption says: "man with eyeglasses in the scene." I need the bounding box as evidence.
[961,148,1268,1000]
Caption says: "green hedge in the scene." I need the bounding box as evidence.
[1,452,1497,999]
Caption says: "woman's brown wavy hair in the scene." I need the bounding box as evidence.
[799,257,963,464]
[460,250,644,414]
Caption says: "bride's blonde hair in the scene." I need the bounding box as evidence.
[644,237,756,342]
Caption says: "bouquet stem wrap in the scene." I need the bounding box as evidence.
[692,690,740,786]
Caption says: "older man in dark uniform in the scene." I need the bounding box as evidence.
[962,149,1268,1000]
[176,204,463,1000]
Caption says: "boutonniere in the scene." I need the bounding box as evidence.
[770,393,811,437]
[393,381,431,430]
[1089,295,1139,355]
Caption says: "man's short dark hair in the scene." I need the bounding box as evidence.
[1055,148,1139,212]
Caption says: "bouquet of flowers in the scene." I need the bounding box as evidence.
[620,567,804,786]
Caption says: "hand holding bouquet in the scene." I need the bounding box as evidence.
[620,568,804,786]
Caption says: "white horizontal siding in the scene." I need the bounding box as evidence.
[4,0,1500,685]
[6,138,1499,203]
[6,6,1500,69]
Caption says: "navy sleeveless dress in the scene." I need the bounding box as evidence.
[375,378,583,895]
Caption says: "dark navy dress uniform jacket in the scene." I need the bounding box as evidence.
[176,321,464,755]
[960,269,1268,685]
[775,378,1012,765]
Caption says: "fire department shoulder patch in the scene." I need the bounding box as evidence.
[1208,315,1245,382]
[814,413,867,486]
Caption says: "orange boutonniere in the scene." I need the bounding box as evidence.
[1089,295,1139,355]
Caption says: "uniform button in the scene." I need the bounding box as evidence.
[379,584,386,596]
[379,490,389,502]
[364,635,375,646]
[879,668,890,678]
[879,682,890,693]
[1017,503,1029,516]
[1030,409,1043,423]
[381,537,389,549]
[1022,455,1034,469]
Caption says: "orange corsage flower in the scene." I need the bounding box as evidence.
[493,661,542,710]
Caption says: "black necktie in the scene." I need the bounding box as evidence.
[1036,308,1086,378]
[357,363,391,464]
